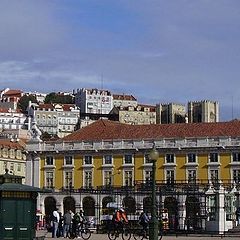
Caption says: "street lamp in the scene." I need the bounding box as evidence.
[149,145,159,240]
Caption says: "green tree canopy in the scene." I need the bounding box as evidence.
[44,92,74,104]
[18,94,37,112]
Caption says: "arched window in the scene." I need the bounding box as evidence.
[44,196,56,225]
[123,196,136,214]
[83,196,95,216]
[63,196,75,214]
[143,197,152,214]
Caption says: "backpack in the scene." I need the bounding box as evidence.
[74,214,81,223]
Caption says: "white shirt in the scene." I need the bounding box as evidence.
[53,210,60,222]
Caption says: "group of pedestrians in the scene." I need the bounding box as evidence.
[51,208,85,238]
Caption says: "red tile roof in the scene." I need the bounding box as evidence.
[0,108,22,113]
[4,89,23,96]
[62,104,77,111]
[61,119,240,142]
[37,104,54,110]
[0,139,25,150]
[113,94,137,101]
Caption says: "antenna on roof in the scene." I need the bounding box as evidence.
[232,96,234,120]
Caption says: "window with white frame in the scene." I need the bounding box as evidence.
[65,171,73,189]
[187,153,196,163]
[104,155,112,165]
[3,161,7,171]
[166,154,174,163]
[233,169,240,183]
[84,155,92,165]
[124,154,133,164]
[208,195,217,221]
[104,170,112,186]
[17,163,21,172]
[45,171,54,188]
[166,169,175,184]
[145,170,152,184]
[84,171,93,188]
[210,169,219,182]
[209,153,218,162]
[188,169,196,182]
[225,194,235,221]
[232,152,240,162]
[124,170,133,186]
[144,154,151,164]
[46,156,54,165]
[10,163,14,171]
[65,155,73,165]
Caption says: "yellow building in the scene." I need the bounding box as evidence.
[26,119,240,233]
[0,139,26,181]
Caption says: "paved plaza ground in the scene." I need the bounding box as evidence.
[36,229,240,240]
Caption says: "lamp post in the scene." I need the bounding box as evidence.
[149,145,159,240]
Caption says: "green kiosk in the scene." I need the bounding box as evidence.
[0,169,47,240]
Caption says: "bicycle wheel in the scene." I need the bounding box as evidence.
[121,227,131,240]
[81,228,91,240]
[108,229,117,240]
[133,229,144,240]
[67,230,75,239]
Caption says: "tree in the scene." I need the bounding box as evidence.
[18,95,37,112]
[44,92,74,104]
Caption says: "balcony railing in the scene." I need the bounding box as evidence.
[26,137,240,152]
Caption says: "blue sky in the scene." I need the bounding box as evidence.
[0,0,240,121]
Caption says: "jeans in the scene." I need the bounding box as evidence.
[52,221,59,238]
[63,224,70,237]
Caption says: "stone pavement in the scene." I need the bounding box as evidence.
[36,229,240,240]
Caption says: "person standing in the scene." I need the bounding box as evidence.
[63,210,72,238]
[58,212,64,237]
[52,208,60,238]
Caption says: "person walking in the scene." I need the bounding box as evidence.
[52,208,60,238]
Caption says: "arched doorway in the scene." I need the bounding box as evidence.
[44,196,56,226]
[186,196,200,230]
[143,197,152,214]
[63,196,76,214]
[123,196,136,214]
[102,196,114,209]
[83,196,95,216]
[164,197,178,230]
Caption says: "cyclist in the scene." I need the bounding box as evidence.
[139,211,149,238]
[79,210,86,230]
[72,211,81,236]
[112,208,128,235]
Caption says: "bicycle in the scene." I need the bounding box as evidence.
[133,226,148,240]
[107,222,131,240]
[67,221,91,239]
[133,224,163,240]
